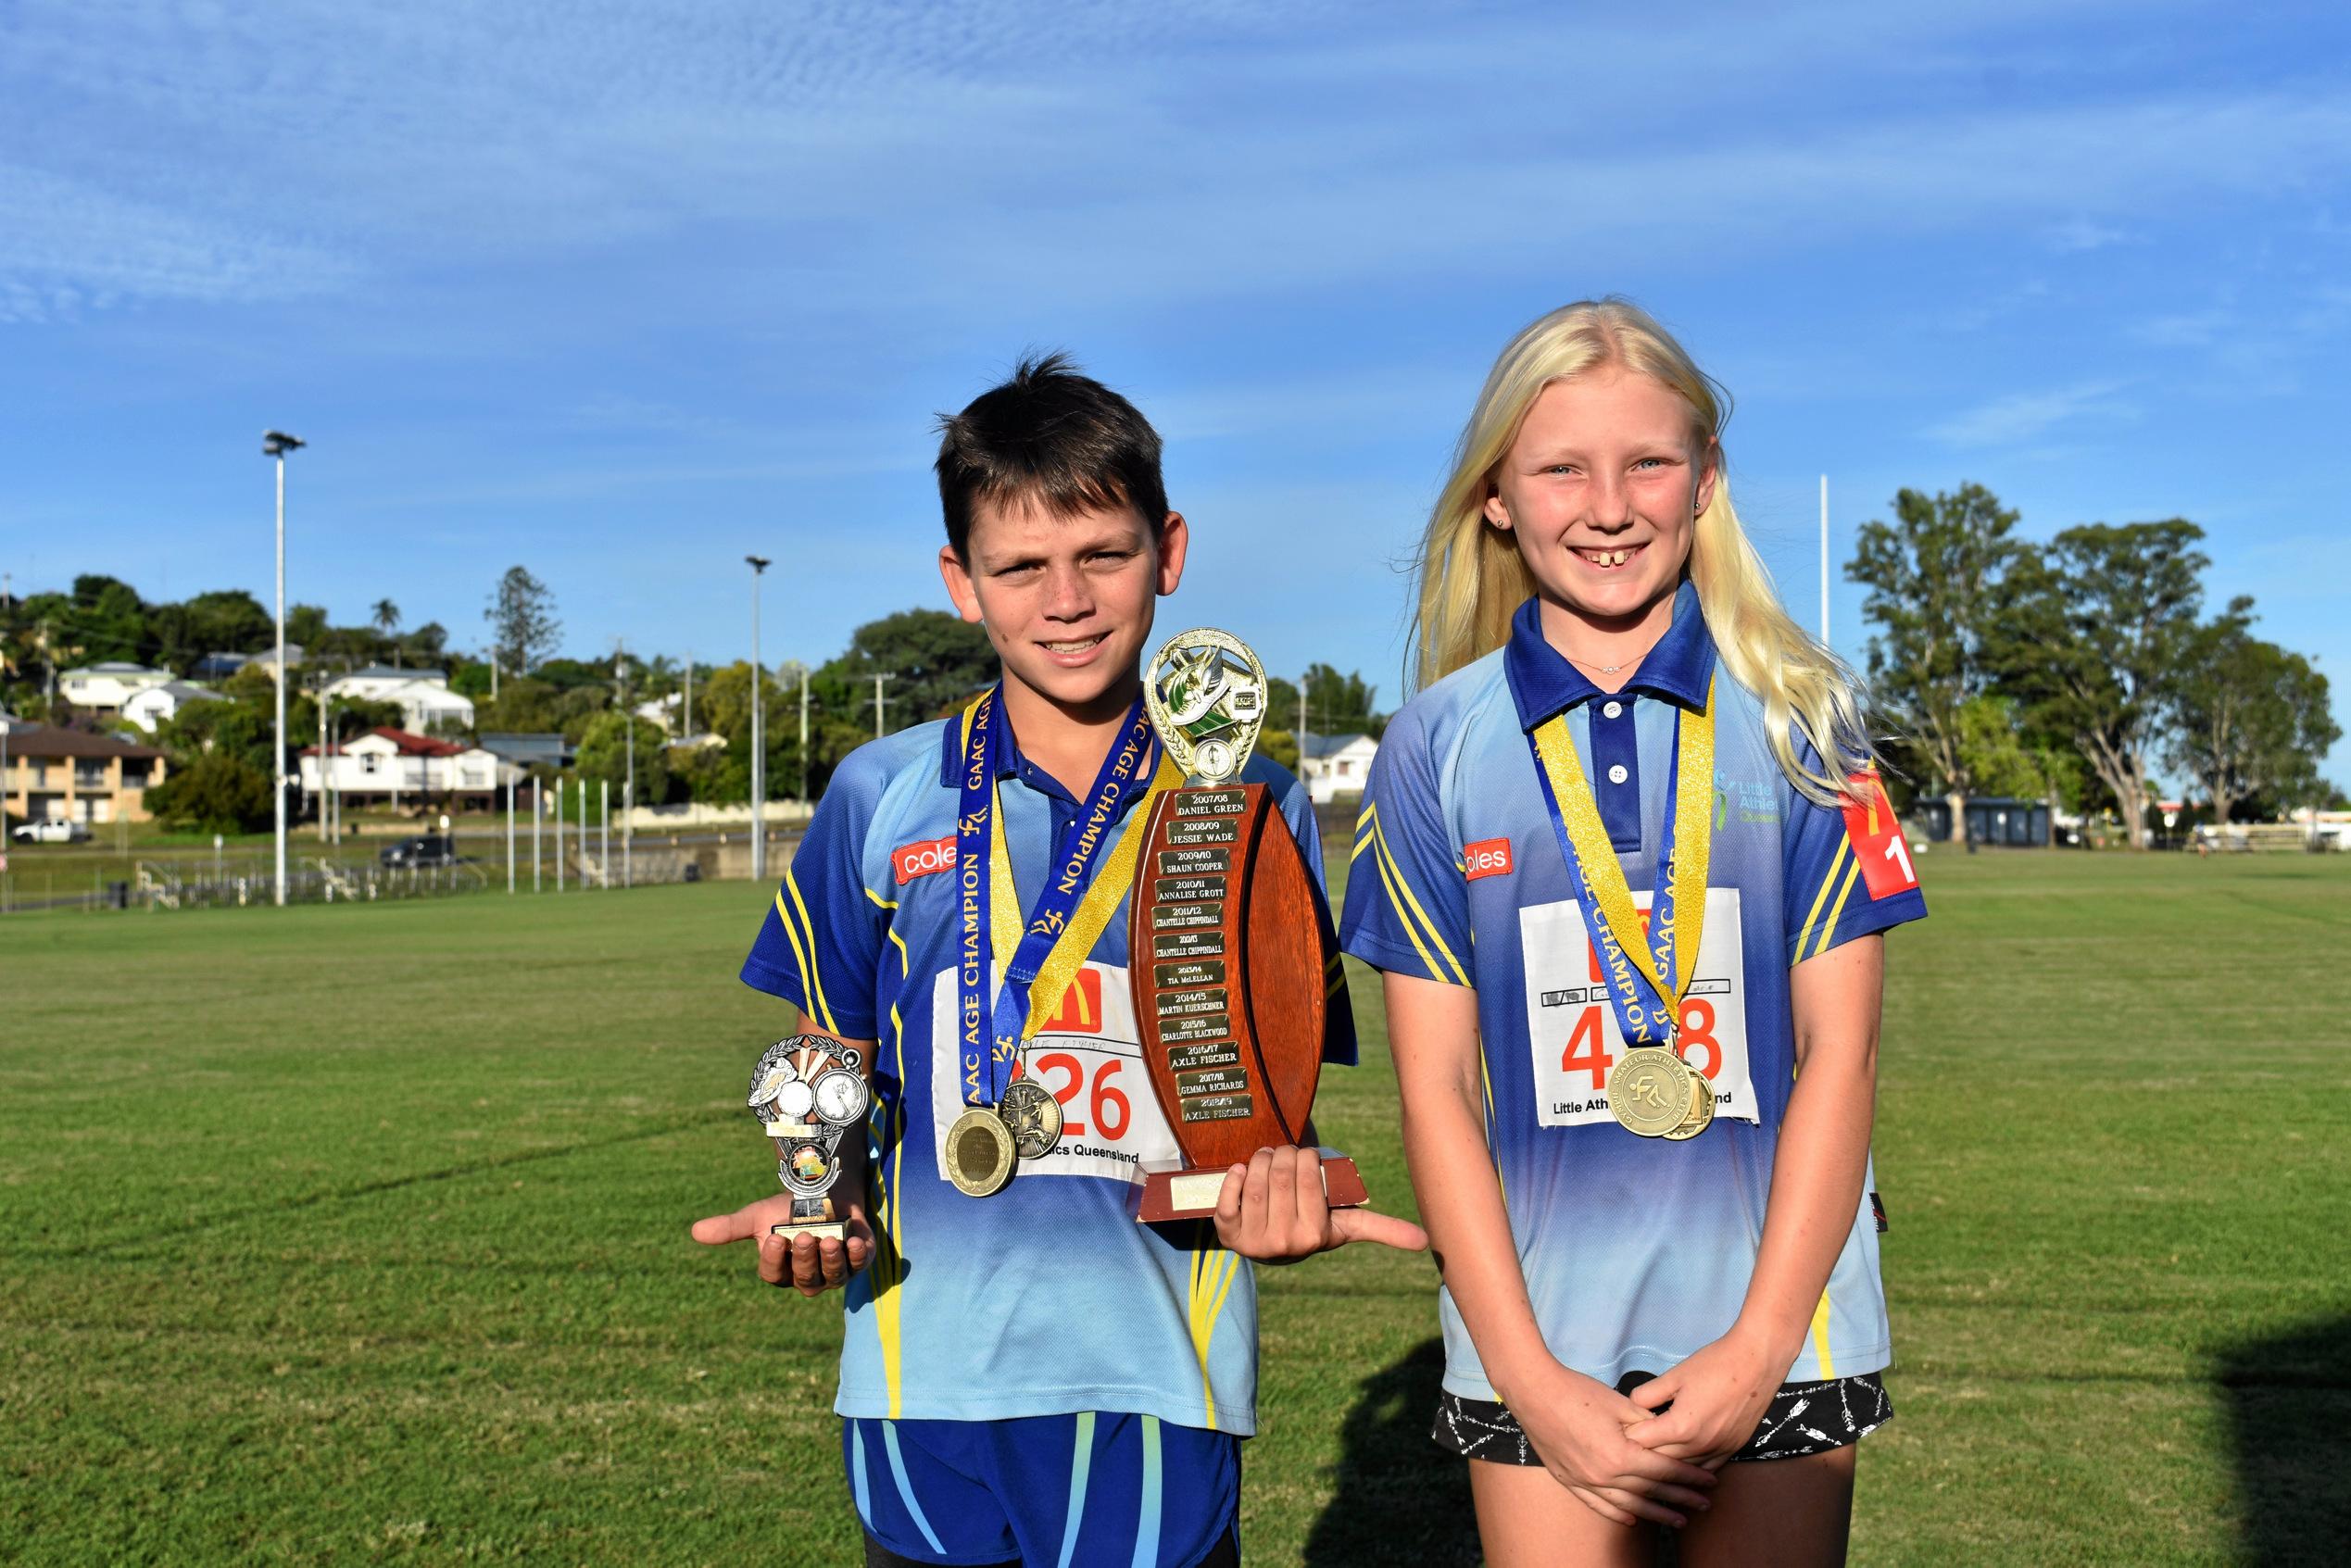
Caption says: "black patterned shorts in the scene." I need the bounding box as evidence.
[1434,1371,1892,1465]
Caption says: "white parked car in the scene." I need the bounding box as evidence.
[11,819,92,844]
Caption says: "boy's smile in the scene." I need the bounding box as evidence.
[939,492,1188,737]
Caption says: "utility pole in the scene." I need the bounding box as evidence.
[533,782,543,893]
[872,671,897,740]
[263,430,305,907]
[684,652,694,737]
[506,778,515,893]
[746,556,772,882]
[600,779,610,888]
[555,776,565,892]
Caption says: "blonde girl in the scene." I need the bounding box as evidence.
[1339,299,1926,1566]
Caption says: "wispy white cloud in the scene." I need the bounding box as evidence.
[1925,380,2137,446]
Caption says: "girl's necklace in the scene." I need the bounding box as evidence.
[1565,656,1629,674]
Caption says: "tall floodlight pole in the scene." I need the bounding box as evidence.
[263,431,305,907]
[798,664,811,804]
[617,647,635,889]
[746,556,772,881]
[1819,474,1831,645]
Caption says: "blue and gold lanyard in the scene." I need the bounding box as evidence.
[954,687,1176,1108]
[1524,675,1716,1048]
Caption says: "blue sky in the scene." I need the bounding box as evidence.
[5,0,2347,778]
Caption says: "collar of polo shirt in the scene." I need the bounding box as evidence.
[1502,579,1718,732]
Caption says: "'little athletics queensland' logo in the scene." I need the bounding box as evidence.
[1715,772,1780,830]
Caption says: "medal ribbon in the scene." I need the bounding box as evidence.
[1525,673,1716,1049]
[955,687,1176,1108]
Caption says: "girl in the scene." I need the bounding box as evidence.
[1339,300,1925,1567]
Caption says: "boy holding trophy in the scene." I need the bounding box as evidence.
[694,354,1423,1567]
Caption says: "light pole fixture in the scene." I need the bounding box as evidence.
[746,555,772,883]
[264,430,305,907]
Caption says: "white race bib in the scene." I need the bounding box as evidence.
[1518,888,1756,1129]
[927,961,1180,1184]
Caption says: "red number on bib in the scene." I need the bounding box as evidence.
[1036,1051,1087,1136]
[1562,1007,1612,1088]
[1092,1059,1131,1142]
[1677,997,1721,1079]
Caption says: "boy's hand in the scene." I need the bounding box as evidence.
[691,1188,876,1298]
[1622,1325,1786,1469]
[1213,1145,1428,1262]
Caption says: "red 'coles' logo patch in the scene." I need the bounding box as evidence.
[893,835,957,884]
[1464,837,1514,881]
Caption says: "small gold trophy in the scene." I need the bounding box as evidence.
[748,1035,871,1242]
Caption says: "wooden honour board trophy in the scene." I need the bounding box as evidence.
[1130,629,1367,1223]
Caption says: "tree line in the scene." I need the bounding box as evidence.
[1849,484,2341,848]
[1,566,1389,832]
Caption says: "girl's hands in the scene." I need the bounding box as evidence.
[1500,1358,1717,1527]
[691,1180,876,1298]
[1622,1326,1787,1468]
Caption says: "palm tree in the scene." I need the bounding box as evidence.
[371,599,402,668]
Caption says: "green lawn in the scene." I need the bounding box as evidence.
[2,849,2345,1564]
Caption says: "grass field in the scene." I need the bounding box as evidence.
[4,848,2347,1564]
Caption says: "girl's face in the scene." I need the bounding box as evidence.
[1483,367,1717,628]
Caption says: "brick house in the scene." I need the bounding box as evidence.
[2,726,170,824]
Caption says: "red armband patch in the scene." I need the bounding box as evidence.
[1463,837,1514,881]
[1840,772,1917,899]
[892,834,958,884]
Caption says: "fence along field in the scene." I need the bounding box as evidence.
[2,848,2345,1563]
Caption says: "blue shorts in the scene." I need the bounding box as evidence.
[844,1412,1240,1567]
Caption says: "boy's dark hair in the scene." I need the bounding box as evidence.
[935,351,1169,561]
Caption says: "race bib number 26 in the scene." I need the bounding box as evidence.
[1517,889,1756,1129]
[925,962,1180,1184]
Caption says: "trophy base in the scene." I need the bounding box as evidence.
[770,1220,848,1244]
[1138,1153,1367,1223]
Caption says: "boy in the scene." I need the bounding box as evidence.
[693,354,1422,1567]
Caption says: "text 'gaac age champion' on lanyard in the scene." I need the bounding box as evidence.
[945,686,1179,1197]
[1526,672,1721,1140]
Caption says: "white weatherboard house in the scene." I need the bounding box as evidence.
[1299,731,1378,806]
[323,667,475,734]
[58,662,173,711]
[121,681,230,734]
[299,727,517,810]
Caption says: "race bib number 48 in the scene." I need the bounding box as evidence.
[926,961,1180,1184]
[1518,889,1755,1129]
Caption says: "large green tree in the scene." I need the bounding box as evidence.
[145,753,273,833]
[484,567,561,673]
[572,712,671,805]
[2169,597,2340,828]
[1847,483,2021,842]
[1997,521,2206,849]
[819,608,997,734]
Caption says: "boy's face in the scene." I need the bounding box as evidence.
[939,493,1188,716]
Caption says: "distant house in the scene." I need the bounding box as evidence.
[1299,731,1378,806]
[323,666,475,734]
[2,725,169,824]
[244,644,307,677]
[299,727,516,813]
[121,681,231,734]
[633,692,683,734]
[188,652,252,681]
[479,732,574,771]
[58,662,174,712]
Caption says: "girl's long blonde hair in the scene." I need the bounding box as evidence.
[1411,297,1870,804]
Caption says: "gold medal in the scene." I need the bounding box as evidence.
[945,1106,1016,1197]
[997,1079,1063,1160]
[1608,1047,1692,1137]
[1662,1060,1716,1141]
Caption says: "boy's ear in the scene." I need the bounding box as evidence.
[939,545,984,625]
[1154,511,1189,597]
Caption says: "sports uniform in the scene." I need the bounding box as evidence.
[742,692,1353,1564]
[1338,583,1924,1458]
